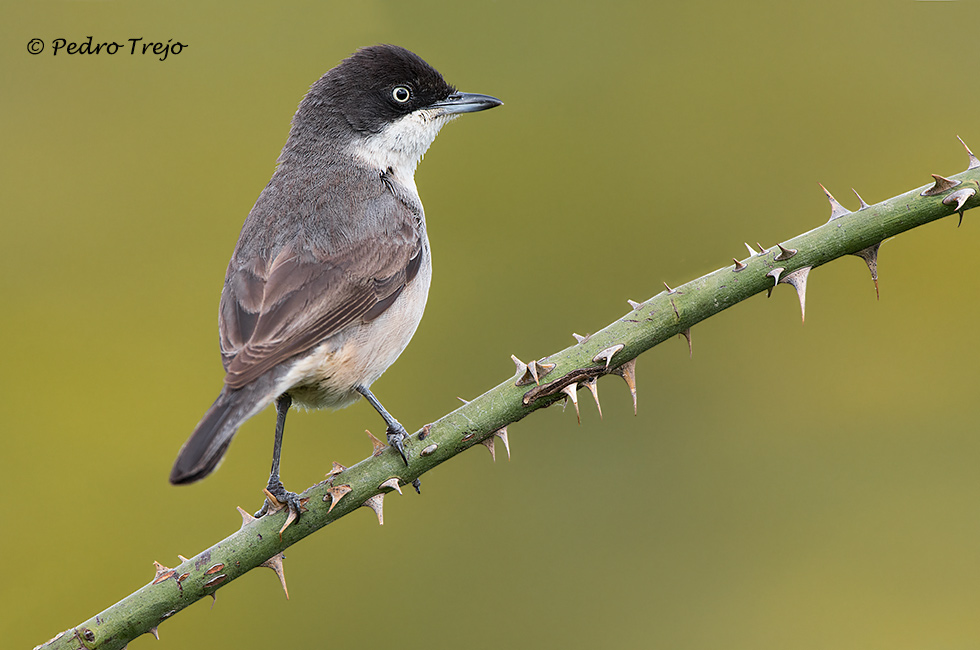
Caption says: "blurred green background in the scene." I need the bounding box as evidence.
[3,1,979,648]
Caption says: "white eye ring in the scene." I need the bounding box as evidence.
[392,86,411,103]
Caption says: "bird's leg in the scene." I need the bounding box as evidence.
[356,385,410,465]
[254,393,303,519]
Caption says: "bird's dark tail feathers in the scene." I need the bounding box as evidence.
[170,377,278,485]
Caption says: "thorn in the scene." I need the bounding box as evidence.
[494,427,511,460]
[149,627,159,641]
[593,343,625,369]
[774,244,797,261]
[278,498,309,537]
[572,332,589,344]
[779,266,812,323]
[379,477,403,495]
[851,243,880,300]
[744,243,759,256]
[325,462,347,480]
[680,328,693,357]
[237,506,258,528]
[511,354,529,386]
[583,377,602,418]
[957,135,980,170]
[920,174,961,197]
[262,487,285,514]
[457,396,470,404]
[663,282,677,294]
[756,242,768,255]
[612,359,637,415]
[259,552,289,600]
[511,353,526,375]
[527,360,555,385]
[732,258,747,272]
[177,555,189,563]
[627,299,641,310]
[561,383,580,423]
[151,561,176,585]
[362,494,385,525]
[852,188,870,210]
[480,435,496,461]
[526,360,539,385]
[323,484,352,514]
[942,187,976,226]
[366,429,386,457]
[513,356,555,386]
[819,183,851,221]
[766,268,784,297]
[535,360,556,378]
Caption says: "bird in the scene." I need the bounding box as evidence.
[169,44,501,519]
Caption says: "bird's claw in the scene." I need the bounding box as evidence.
[387,424,410,466]
[255,482,304,521]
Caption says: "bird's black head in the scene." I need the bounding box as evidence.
[333,45,457,133]
[296,45,501,136]
[284,45,500,172]
[303,45,451,134]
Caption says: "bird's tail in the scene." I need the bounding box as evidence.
[170,379,277,485]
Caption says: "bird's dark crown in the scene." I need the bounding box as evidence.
[301,44,457,135]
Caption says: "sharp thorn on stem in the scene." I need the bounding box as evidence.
[852,188,870,210]
[583,377,602,418]
[259,553,289,600]
[819,183,851,220]
[481,435,496,462]
[561,383,581,424]
[379,477,403,495]
[613,359,638,415]
[362,494,385,525]
[942,187,976,226]
[957,135,980,171]
[851,243,881,300]
[680,328,693,357]
[494,427,511,460]
[921,174,961,197]
[766,267,785,297]
[779,266,812,323]
[774,244,797,261]
[593,344,625,369]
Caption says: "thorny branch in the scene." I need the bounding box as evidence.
[37,138,980,650]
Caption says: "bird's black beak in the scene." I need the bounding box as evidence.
[431,92,503,116]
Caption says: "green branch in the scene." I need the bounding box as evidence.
[36,142,980,650]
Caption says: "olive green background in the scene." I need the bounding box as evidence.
[3,1,979,648]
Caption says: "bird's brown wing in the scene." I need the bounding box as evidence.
[218,217,423,391]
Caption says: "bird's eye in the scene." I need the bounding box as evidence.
[392,86,411,103]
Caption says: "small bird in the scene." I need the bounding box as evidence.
[169,45,501,518]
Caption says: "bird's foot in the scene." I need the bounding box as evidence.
[386,423,410,466]
[255,480,305,522]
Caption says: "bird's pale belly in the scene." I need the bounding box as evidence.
[279,245,432,411]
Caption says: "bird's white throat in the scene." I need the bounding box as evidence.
[352,109,457,194]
